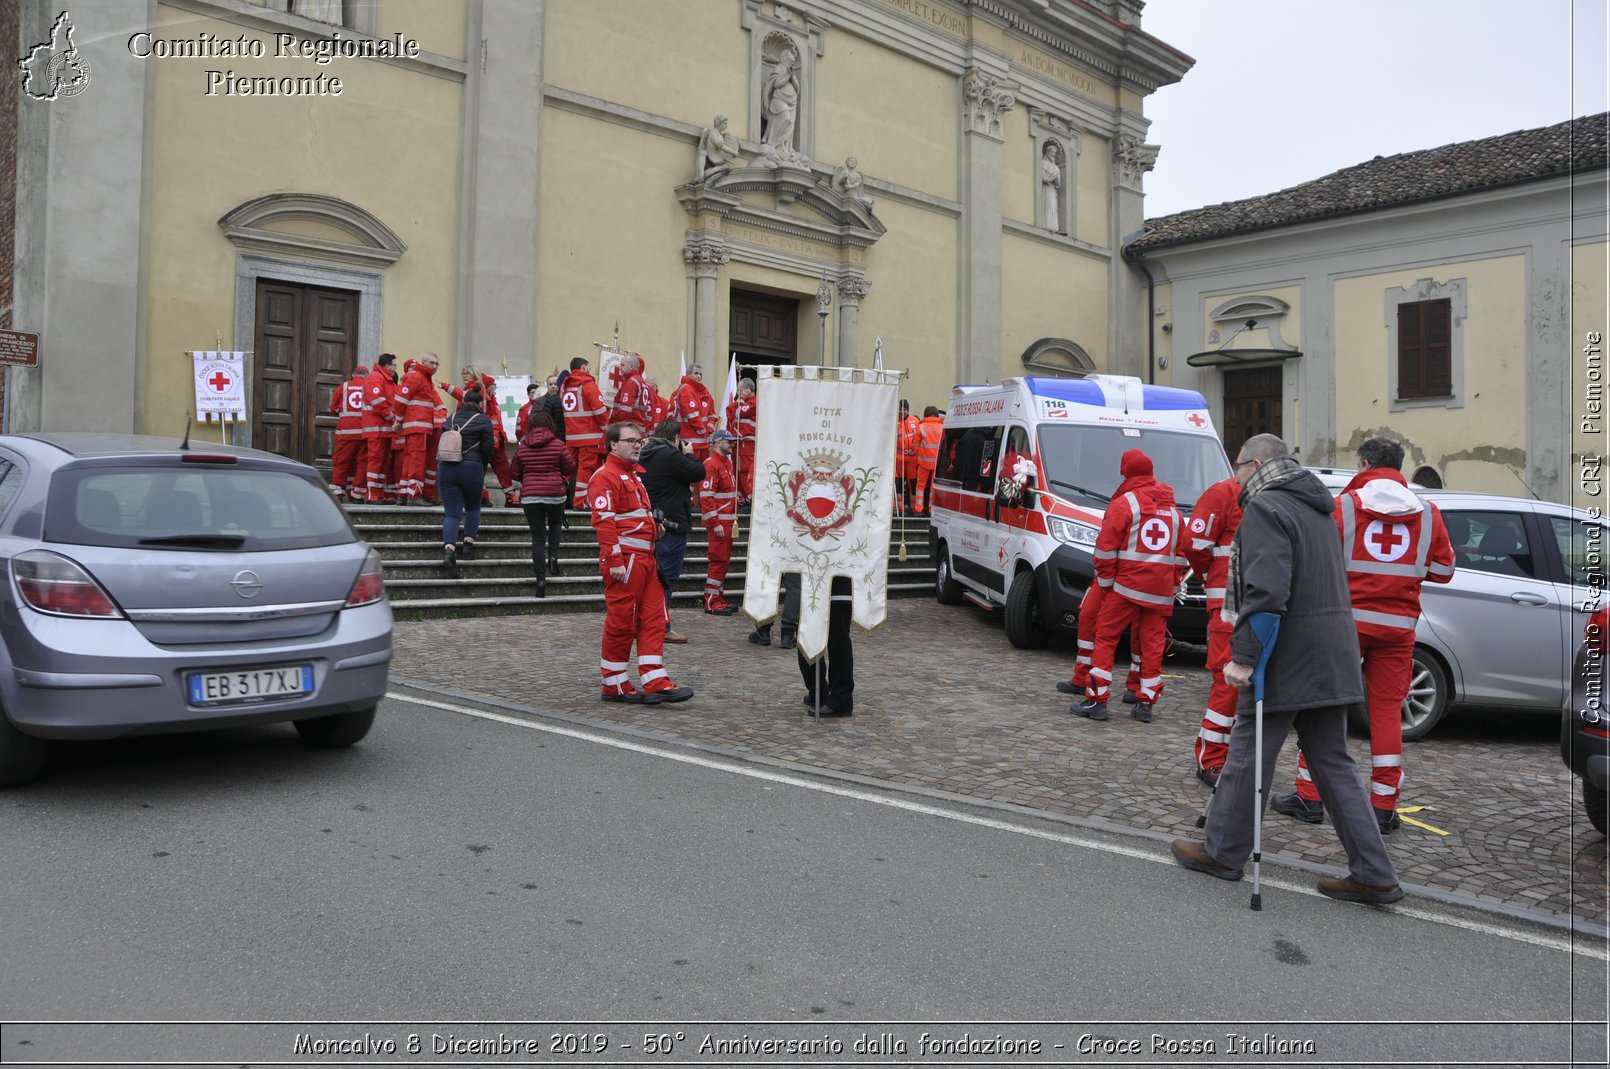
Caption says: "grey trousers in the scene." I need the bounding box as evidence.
[1205,701,1398,888]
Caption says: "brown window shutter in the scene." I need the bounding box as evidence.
[1424,298,1452,395]
[1398,303,1423,396]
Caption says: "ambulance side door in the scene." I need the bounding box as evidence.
[935,423,1002,596]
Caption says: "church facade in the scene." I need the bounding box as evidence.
[9,0,1190,472]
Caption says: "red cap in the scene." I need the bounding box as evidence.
[1120,449,1153,478]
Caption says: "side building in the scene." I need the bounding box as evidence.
[1126,113,1609,507]
[9,0,1191,477]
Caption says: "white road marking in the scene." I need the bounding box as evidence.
[391,691,1609,961]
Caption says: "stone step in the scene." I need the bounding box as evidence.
[380,549,934,581]
[384,562,938,601]
[385,582,937,621]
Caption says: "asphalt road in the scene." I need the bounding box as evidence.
[1,692,1604,1067]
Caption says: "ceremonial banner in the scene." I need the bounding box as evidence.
[190,351,247,423]
[598,349,628,408]
[492,375,531,439]
[742,366,900,661]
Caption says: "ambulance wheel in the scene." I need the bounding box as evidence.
[1004,570,1048,649]
[934,543,964,605]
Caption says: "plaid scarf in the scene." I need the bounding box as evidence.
[1223,453,1305,624]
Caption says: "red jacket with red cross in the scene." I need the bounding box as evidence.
[332,371,368,438]
[360,365,399,436]
[609,371,652,431]
[587,450,659,569]
[1180,475,1242,609]
[1092,475,1187,611]
[397,365,444,437]
[699,451,738,526]
[672,375,717,448]
[1336,468,1456,638]
[561,369,607,447]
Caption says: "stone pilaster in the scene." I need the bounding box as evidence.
[684,239,732,370]
[835,276,872,369]
[1110,129,1158,379]
[959,67,1016,386]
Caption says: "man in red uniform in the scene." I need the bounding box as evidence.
[395,353,445,504]
[699,429,740,615]
[671,362,718,459]
[515,382,540,440]
[329,364,368,500]
[912,405,944,514]
[1075,449,1186,723]
[562,356,607,508]
[726,376,758,505]
[895,399,918,513]
[360,353,401,504]
[589,421,694,706]
[608,355,653,432]
[1272,437,1455,833]
[1180,469,1243,786]
[644,375,670,429]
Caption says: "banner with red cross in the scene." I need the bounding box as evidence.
[190,351,247,423]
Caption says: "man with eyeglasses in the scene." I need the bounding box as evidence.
[587,422,694,705]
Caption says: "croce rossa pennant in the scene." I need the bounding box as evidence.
[741,366,900,661]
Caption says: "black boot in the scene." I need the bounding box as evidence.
[535,578,547,598]
[442,543,458,577]
[547,552,561,576]
[459,538,476,561]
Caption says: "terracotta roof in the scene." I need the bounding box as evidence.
[1130,113,1608,252]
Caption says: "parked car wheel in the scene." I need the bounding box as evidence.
[0,712,48,787]
[934,543,963,605]
[293,706,376,748]
[1004,570,1047,649]
[1585,781,1609,838]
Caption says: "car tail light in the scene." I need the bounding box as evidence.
[345,548,387,607]
[180,453,238,464]
[12,551,124,618]
[1586,607,1608,655]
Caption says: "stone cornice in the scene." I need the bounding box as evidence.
[969,0,1193,94]
[219,192,407,269]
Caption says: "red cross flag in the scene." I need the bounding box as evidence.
[190,351,247,423]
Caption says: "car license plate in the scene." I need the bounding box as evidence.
[187,664,313,706]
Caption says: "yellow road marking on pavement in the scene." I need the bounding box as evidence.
[1396,805,1450,836]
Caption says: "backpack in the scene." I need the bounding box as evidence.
[437,412,482,463]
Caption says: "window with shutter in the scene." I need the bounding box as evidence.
[1397,297,1452,400]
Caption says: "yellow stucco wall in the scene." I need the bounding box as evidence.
[374,1,466,57]
[1200,285,1303,352]
[857,198,958,409]
[1571,240,1609,510]
[1075,135,1109,244]
[140,5,464,436]
[535,108,692,380]
[1001,234,1108,379]
[542,0,748,133]
[814,36,958,201]
[1334,256,1527,495]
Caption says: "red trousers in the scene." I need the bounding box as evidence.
[489,442,512,492]
[363,434,394,503]
[599,554,676,697]
[396,435,429,501]
[703,524,733,609]
[1086,592,1169,703]
[735,444,755,500]
[1194,613,1238,771]
[1070,584,1139,694]
[331,435,363,498]
[569,443,603,507]
[1296,629,1411,808]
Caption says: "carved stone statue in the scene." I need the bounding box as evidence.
[832,156,874,211]
[761,43,800,150]
[1040,141,1063,232]
[697,114,741,180]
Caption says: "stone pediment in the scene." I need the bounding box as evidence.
[677,165,886,253]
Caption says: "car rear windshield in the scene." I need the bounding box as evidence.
[46,464,356,551]
[1036,425,1232,511]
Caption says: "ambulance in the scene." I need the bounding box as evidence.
[928,375,1232,648]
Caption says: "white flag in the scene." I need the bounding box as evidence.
[719,353,738,428]
[191,351,247,423]
[741,366,900,660]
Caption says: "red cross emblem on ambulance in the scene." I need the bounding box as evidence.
[1187,412,1207,428]
[1139,517,1172,552]
[1363,519,1411,562]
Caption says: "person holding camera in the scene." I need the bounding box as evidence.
[639,418,707,644]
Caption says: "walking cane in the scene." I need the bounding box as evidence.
[1245,611,1282,912]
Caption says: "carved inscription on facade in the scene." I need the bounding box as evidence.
[727,224,827,256]
[1016,46,1101,100]
[878,0,967,37]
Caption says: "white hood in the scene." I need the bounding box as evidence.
[1355,478,1423,517]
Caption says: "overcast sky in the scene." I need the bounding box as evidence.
[1138,0,1609,220]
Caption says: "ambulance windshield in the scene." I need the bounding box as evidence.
[1035,425,1231,511]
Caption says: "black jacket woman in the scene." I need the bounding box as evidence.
[438,386,497,575]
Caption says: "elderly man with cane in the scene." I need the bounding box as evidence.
[1171,433,1402,908]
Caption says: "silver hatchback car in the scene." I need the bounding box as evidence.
[1384,490,1603,740]
[0,433,392,785]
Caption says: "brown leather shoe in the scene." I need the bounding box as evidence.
[663,629,688,644]
[1170,839,1244,881]
[1317,875,1403,905]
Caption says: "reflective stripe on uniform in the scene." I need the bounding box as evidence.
[1352,606,1418,629]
